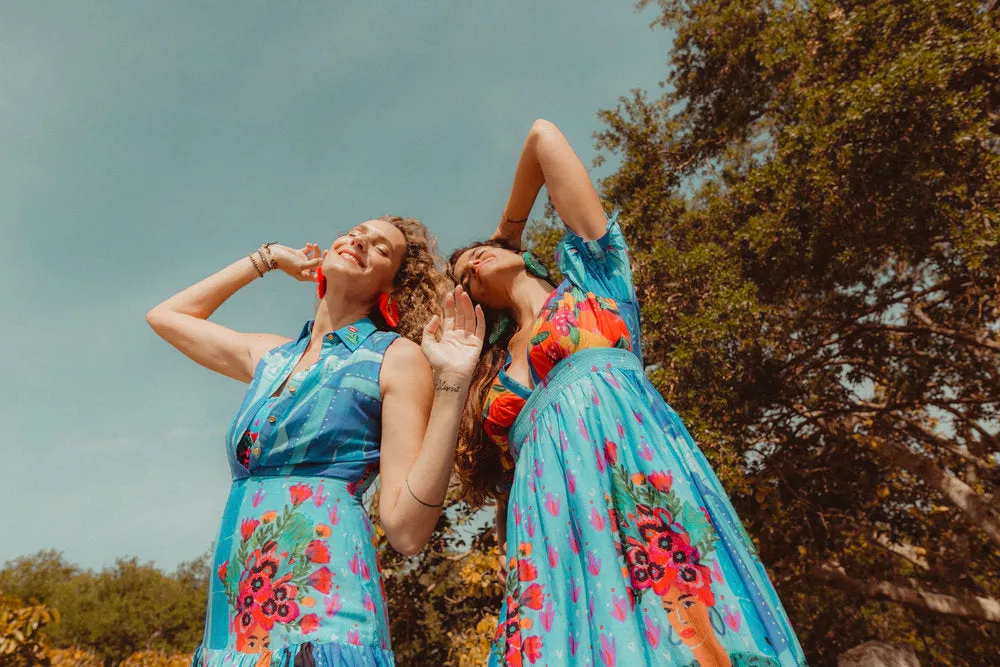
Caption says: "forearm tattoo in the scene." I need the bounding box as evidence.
[434,376,464,393]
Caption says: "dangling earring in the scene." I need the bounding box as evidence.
[378,292,400,328]
[316,266,327,299]
[488,312,515,345]
[522,252,549,280]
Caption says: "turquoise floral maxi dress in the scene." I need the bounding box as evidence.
[193,318,397,667]
[483,213,805,667]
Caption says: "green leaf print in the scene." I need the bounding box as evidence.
[530,330,551,345]
[569,326,581,346]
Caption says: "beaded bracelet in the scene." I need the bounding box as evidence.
[259,242,278,271]
[247,251,265,277]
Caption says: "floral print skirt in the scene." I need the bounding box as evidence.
[488,348,805,667]
[194,476,394,667]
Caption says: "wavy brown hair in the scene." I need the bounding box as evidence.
[370,215,449,343]
[446,240,554,508]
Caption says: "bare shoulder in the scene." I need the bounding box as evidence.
[380,337,432,393]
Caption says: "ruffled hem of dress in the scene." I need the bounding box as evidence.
[192,640,395,667]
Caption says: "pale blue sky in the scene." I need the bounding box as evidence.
[1,1,670,571]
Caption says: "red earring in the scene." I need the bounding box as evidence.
[316,266,327,299]
[378,293,400,327]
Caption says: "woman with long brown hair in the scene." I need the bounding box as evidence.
[449,122,804,666]
[148,216,484,666]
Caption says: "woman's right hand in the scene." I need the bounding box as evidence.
[268,243,325,282]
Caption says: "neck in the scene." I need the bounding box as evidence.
[507,272,554,330]
[313,295,373,342]
[691,634,731,667]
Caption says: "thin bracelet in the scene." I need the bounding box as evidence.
[259,243,278,270]
[501,212,528,225]
[406,477,444,509]
[247,252,265,277]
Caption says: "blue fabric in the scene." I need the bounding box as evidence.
[226,318,397,494]
[487,217,805,666]
[196,318,399,666]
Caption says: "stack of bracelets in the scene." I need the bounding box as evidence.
[247,242,278,277]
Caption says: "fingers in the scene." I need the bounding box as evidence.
[422,315,440,343]
[474,304,486,342]
[454,286,472,333]
[442,289,456,331]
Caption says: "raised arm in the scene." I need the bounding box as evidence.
[145,244,323,382]
[378,286,485,556]
[491,119,607,249]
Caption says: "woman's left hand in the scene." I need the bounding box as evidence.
[421,286,486,389]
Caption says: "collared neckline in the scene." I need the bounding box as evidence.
[298,317,379,352]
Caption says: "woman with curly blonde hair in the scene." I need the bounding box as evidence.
[147,215,484,667]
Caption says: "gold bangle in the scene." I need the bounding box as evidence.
[259,243,278,270]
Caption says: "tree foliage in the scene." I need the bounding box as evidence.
[585,0,999,663]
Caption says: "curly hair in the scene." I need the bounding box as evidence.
[371,215,450,343]
[446,240,554,508]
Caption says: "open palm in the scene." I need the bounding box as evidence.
[421,286,486,383]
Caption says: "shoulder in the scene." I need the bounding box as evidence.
[380,337,432,394]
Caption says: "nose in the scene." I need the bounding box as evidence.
[350,235,367,252]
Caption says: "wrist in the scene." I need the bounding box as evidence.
[432,372,470,395]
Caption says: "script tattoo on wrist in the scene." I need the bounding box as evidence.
[434,376,464,393]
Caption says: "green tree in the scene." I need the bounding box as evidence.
[588,0,999,663]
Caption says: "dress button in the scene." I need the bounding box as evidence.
[288,387,295,394]
[268,415,276,424]
[326,334,334,342]
[253,447,261,456]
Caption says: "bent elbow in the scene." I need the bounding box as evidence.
[390,536,424,558]
[145,307,163,331]
[531,118,557,136]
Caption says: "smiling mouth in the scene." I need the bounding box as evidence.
[339,251,363,267]
[680,627,697,639]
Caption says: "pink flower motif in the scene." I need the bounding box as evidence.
[534,459,544,478]
[569,634,579,656]
[638,440,653,461]
[289,483,313,506]
[547,542,559,568]
[587,551,602,576]
[523,635,544,664]
[578,417,590,441]
[712,559,724,583]
[724,605,742,632]
[594,446,607,473]
[360,559,371,581]
[349,552,361,575]
[526,515,536,538]
[308,566,333,593]
[599,633,616,667]
[329,505,340,526]
[590,507,606,531]
[617,421,625,438]
[305,539,330,563]
[611,594,627,622]
[325,593,342,616]
[541,601,554,632]
[592,390,600,406]
[643,615,661,648]
[520,583,544,610]
[252,487,265,508]
[559,431,569,451]
[240,518,259,542]
[313,482,329,507]
[632,410,644,425]
[648,470,673,492]
[300,613,320,634]
[514,502,524,526]
[364,592,376,613]
[518,559,538,582]
[605,365,621,389]
[567,470,577,494]
[544,493,560,517]
[588,594,596,619]
[348,629,361,645]
[603,439,618,465]
[569,578,581,603]
[216,561,228,584]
